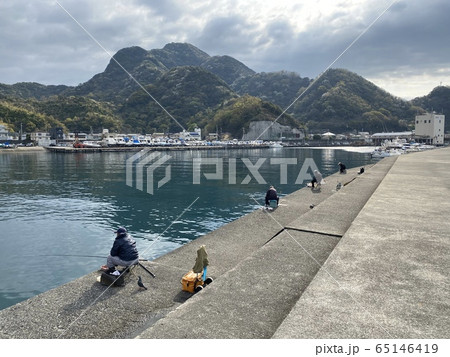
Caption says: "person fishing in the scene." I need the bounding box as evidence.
[265,185,279,207]
[101,227,139,272]
[311,170,324,189]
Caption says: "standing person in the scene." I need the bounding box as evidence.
[102,227,139,271]
[311,170,324,189]
[338,162,347,174]
[265,185,279,207]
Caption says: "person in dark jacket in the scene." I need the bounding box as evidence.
[338,162,346,174]
[265,185,279,206]
[104,227,139,270]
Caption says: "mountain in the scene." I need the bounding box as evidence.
[411,86,450,132]
[0,82,68,100]
[149,42,210,68]
[0,95,122,134]
[200,55,255,85]
[67,46,166,102]
[119,66,238,133]
[205,94,302,139]
[232,71,311,110]
[0,42,437,137]
[0,98,66,133]
[291,69,420,133]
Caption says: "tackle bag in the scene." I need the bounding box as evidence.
[100,271,125,287]
[181,270,203,293]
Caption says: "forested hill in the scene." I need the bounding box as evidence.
[0,42,443,137]
[412,86,450,132]
[66,43,254,103]
[291,69,423,133]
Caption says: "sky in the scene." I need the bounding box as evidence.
[0,0,449,100]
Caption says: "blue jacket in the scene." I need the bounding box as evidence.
[110,233,139,261]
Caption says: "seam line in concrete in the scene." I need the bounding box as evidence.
[262,228,286,246]
[284,227,343,238]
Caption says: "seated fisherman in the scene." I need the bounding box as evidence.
[311,170,324,189]
[338,162,347,174]
[265,185,279,206]
[102,227,139,271]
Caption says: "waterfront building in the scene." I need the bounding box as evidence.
[179,128,202,141]
[415,112,445,145]
[371,131,413,145]
[242,120,305,142]
[0,124,12,141]
[31,131,52,146]
[66,132,88,141]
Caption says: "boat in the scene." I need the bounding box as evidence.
[83,141,102,148]
[269,141,283,148]
[370,147,404,158]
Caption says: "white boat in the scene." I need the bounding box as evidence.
[269,141,283,148]
[83,141,102,148]
[371,148,404,158]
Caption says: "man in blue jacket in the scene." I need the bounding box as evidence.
[103,227,139,271]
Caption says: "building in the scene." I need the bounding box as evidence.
[179,128,202,141]
[49,127,64,141]
[415,112,445,145]
[371,131,413,145]
[0,124,11,141]
[242,121,304,142]
[30,131,52,146]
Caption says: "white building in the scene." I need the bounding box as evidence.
[179,128,202,141]
[30,132,52,146]
[66,132,88,141]
[242,121,305,141]
[415,113,445,145]
[0,124,11,141]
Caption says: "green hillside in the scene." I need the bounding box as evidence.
[119,66,238,133]
[0,43,442,138]
[292,69,420,132]
[412,86,450,132]
[205,95,302,138]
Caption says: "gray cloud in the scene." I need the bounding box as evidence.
[0,0,448,98]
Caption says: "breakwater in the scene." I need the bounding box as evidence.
[0,147,448,339]
[44,144,271,153]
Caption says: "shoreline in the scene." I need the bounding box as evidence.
[3,144,376,154]
[0,146,45,153]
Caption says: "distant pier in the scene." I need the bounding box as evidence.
[44,144,271,153]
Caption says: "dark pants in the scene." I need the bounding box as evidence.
[265,197,279,206]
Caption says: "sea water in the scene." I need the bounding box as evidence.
[0,147,376,310]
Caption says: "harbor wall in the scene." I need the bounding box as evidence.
[1,148,448,339]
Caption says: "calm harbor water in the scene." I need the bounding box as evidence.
[0,147,376,310]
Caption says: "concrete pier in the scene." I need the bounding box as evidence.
[0,147,448,339]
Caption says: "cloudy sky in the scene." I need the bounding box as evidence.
[0,0,448,100]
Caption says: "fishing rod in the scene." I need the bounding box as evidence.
[31,254,149,261]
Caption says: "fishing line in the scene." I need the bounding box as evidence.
[256,0,399,141]
[55,1,186,132]
[29,254,107,259]
[251,196,395,338]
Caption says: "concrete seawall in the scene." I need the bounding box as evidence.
[0,147,448,339]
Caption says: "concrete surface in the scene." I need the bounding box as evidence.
[273,147,450,339]
[1,148,448,339]
[137,230,340,338]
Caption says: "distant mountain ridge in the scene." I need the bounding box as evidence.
[0,42,447,136]
[66,43,254,103]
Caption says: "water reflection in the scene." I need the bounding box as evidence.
[0,148,376,310]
